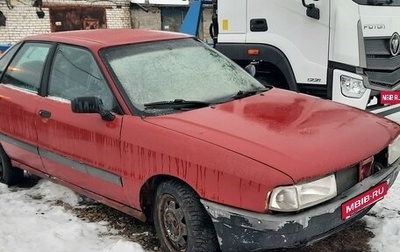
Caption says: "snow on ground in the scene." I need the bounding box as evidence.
[0,180,145,252]
[1,174,400,252]
[364,173,400,252]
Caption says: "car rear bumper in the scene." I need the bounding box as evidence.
[201,162,399,252]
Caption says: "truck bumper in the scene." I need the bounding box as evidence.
[369,103,400,124]
[201,163,399,252]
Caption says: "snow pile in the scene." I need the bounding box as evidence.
[0,181,144,252]
[364,176,400,252]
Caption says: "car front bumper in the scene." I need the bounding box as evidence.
[201,162,399,252]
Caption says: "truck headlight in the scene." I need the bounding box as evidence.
[340,75,366,98]
[269,174,337,212]
[388,135,400,165]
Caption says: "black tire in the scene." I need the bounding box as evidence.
[153,180,219,252]
[0,146,23,186]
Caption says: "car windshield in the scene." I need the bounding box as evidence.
[101,38,266,114]
[352,0,400,5]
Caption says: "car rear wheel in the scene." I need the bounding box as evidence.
[153,180,219,252]
[0,146,23,186]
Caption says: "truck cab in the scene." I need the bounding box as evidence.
[184,0,400,121]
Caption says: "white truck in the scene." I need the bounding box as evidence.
[181,0,400,120]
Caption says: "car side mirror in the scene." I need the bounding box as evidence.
[71,96,115,121]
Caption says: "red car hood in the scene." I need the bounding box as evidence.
[144,89,400,182]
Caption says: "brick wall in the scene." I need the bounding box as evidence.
[130,5,212,43]
[0,0,213,44]
[0,0,131,43]
[0,2,50,43]
[200,7,213,43]
[105,5,131,29]
[130,5,161,30]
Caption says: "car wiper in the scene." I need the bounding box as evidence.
[232,88,269,100]
[144,99,210,110]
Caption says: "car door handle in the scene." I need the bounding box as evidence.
[38,110,51,119]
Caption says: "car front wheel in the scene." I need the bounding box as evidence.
[0,146,23,186]
[153,179,219,252]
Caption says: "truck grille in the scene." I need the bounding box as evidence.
[364,37,400,89]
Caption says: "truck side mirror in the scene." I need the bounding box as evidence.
[302,0,320,20]
[245,64,256,77]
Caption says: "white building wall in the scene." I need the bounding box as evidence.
[0,0,131,43]
[0,3,50,43]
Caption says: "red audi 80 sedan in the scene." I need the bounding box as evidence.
[0,29,400,252]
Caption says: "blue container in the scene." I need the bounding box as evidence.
[0,43,12,53]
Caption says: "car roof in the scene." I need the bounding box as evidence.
[24,28,192,49]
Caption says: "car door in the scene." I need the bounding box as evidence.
[0,42,51,173]
[35,44,127,203]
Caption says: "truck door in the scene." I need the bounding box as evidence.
[217,0,247,41]
[246,0,330,86]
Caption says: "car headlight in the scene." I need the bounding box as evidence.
[388,135,400,165]
[268,174,337,212]
[340,75,366,98]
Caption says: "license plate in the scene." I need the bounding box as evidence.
[341,182,388,220]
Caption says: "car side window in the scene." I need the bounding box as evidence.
[0,43,21,79]
[48,44,116,111]
[1,43,51,92]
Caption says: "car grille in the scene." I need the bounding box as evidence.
[364,37,400,89]
[335,159,386,196]
[336,164,359,195]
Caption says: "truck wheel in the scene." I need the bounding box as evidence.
[153,180,219,252]
[0,146,23,186]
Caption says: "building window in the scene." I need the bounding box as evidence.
[49,7,107,32]
[161,7,187,32]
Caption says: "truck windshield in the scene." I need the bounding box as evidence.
[353,0,400,5]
